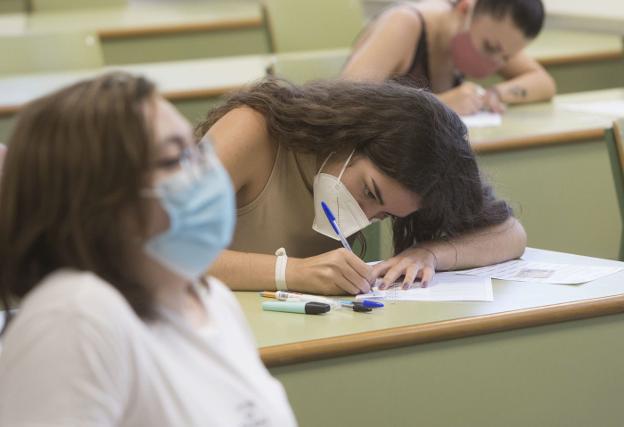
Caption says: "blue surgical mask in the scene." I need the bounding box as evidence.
[144,139,235,281]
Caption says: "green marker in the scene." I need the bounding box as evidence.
[262,301,330,315]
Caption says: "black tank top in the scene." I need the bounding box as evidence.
[403,8,463,90]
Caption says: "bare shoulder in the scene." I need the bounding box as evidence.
[205,106,277,199]
[345,4,423,79]
[376,4,423,39]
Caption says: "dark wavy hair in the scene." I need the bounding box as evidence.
[197,78,512,255]
[0,72,157,334]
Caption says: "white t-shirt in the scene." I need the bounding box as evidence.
[0,270,297,427]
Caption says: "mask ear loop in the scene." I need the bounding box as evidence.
[333,149,357,228]
[336,149,356,182]
[317,151,334,175]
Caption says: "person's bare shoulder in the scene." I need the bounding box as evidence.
[206,106,276,196]
[344,4,423,80]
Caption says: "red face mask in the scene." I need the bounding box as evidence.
[450,31,501,79]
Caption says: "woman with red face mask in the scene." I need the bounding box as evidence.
[342,0,556,116]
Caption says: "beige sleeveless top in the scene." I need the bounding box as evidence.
[229,145,341,258]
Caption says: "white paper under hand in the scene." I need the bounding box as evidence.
[356,272,493,302]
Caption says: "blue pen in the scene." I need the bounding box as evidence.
[339,300,385,309]
[321,201,352,251]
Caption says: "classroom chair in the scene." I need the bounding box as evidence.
[28,0,127,13]
[267,48,350,83]
[607,119,624,260]
[0,31,104,76]
[262,0,364,53]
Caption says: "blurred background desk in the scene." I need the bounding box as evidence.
[0,54,269,142]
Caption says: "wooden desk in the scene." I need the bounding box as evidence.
[544,0,624,35]
[0,55,269,142]
[469,89,624,260]
[22,2,269,64]
[237,248,624,427]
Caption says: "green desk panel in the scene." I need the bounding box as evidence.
[102,28,270,65]
[271,314,624,427]
[478,138,622,259]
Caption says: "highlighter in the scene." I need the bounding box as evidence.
[262,301,330,315]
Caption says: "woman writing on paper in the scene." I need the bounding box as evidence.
[342,0,556,115]
[198,78,526,295]
[0,73,296,426]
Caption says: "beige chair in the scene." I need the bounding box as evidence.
[267,48,350,83]
[263,0,364,53]
[28,0,126,12]
[0,31,103,76]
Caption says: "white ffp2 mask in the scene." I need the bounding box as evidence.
[312,150,371,240]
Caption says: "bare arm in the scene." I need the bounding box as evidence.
[417,216,527,271]
[342,7,422,82]
[372,217,527,288]
[492,51,556,104]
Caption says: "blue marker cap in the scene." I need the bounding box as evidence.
[360,299,384,308]
[321,201,341,236]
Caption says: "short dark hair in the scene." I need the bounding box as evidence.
[474,0,545,39]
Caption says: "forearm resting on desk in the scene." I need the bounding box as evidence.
[418,217,527,271]
[494,67,556,105]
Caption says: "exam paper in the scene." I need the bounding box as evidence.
[557,100,624,117]
[458,259,622,285]
[460,112,502,128]
[356,272,493,302]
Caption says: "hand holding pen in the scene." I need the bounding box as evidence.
[275,202,374,295]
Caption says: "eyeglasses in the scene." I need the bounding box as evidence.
[155,137,218,182]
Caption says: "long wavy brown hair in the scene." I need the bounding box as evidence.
[0,72,157,334]
[197,78,512,255]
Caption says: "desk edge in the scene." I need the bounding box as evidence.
[260,294,624,367]
[98,17,263,39]
[538,50,623,66]
[0,84,245,117]
[472,128,607,153]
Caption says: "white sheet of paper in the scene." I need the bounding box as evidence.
[355,272,493,302]
[557,100,624,117]
[458,259,622,285]
[460,112,502,128]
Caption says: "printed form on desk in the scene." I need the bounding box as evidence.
[356,272,493,302]
[457,259,623,285]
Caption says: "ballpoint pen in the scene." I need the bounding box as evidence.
[321,201,352,251]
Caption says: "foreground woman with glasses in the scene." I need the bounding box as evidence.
[0,72,296,426]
